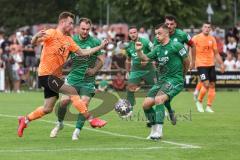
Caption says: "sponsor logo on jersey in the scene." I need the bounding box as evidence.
[179,48,187,56]
[158,56,169,65]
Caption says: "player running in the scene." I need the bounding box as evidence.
[135,23,190,139]
[153,14,196,125]
[193,22,224,113]
[125,26,155,117]
[50,18,106,140]
[17,12,108,137]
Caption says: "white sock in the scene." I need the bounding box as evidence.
[74,128,81,135]
[25,117,29,124]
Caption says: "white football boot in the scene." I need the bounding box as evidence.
[50,121,64,138]
[205,106,214,113]
[196,101,204,113]
[72,128,81,141]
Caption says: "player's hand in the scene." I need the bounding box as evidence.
[86,68,97,76]
[36,30,47,39]
[135,41,143,51]
[100,39,109,49]
[220,64,225,73]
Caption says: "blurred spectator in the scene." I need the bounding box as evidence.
[224,50,236,71]
[102,43,114,71]
[115,27,125,43]
[0,48,4,68]
[188,25,195,37]
[97,26,108,40]
[0,31,4,47]
[112,71,125,91]
[215,36,225,59]
[138,27,149,40]
[111,51,126,70]
[22,30,37,90]
[2,45,14,92]
[224,35,237,56]
[1,35,11,52]
[235,53,240,71]
[10,36,23,92]
[108,26,116,42]
[90,25,98,38]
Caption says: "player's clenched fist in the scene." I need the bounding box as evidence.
[100,39,109,49]
[135,41,143,51]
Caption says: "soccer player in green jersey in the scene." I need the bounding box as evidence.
[153,15,196,125]
[50,18,106,140]
[135,23,190,139]
[125,26,155,117]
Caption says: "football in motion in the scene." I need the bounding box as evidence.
[114,99,133,118]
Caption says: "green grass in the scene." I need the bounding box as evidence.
[0,91,239,160]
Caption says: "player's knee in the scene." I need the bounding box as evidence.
[142,99,154,109]
[155,96,165,104]
[203,82,210,89]
[127,84,137,92]
[43,107,53,114]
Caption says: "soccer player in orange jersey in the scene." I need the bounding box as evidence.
[17,12,108,137]
[192,22,224,113]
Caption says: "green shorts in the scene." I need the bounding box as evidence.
[147,80,183,100]
[128,70,156,86]
[66,80,95,98]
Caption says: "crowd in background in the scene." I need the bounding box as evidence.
[0,22,240,92]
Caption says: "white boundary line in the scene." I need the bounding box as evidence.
[0,146,183,153]
[0,113,201,149]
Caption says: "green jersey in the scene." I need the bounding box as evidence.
[147,40,188,83]
[67,35,102,85]
[126,37,154,71]
[154,28,191,46]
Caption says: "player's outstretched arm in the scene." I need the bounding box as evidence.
[76,39,108,56]
[135,42,150,61]
[189,43,196,69]
[214,49,225,73]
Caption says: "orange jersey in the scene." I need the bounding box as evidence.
[192,33,217,67]
[38,29,79,77]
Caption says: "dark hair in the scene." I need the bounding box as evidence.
[164,14,177,22]
[203,21,211,26]
[58,11,75,22]
[155,23,169,31]
[79,17,92,26]
[128,26,138,30]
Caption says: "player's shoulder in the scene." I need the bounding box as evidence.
[192,33,202,40]
[175,28,187,36]
[171,40,183,47]
[45,28,56,36]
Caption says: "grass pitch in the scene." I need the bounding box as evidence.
[0,91,239,160]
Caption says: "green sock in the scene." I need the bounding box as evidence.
[57,101,68,122]
[155,104,165,124]
[127,91,136,108]
[144,107,156,125]
[76,114,86,130]
[164,100,173,113]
